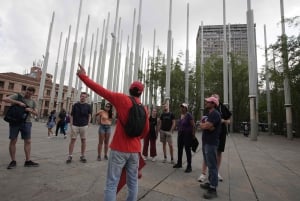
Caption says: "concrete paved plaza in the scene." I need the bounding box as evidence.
[0,119,299,201]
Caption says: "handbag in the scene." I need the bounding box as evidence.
[191,137,199,152]
[4,94,29,125]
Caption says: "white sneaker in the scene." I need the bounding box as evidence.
[143,156,148,161]
[151,157,156,162]
[218,173,223,182]
[198,173,206,182]
[162,158,167,163]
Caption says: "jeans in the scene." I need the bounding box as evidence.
[203,144,218,188]
[104,150,139,201]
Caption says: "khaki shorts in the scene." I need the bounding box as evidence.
[160,130,173,144]
[70,125,88,139]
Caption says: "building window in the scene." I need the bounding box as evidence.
[0,94,3,101]
[8,83,14,90]
[45,101,49,107]
[22,85,27,91]
[46,90,51,96]
[0,81,4,89]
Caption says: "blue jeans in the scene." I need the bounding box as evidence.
[203,144,218,188]
[104,150,139,201]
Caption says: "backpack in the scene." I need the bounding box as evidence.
[122,96,146,137]
[4,94,29,125]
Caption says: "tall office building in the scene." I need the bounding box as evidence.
[196,24,249,63]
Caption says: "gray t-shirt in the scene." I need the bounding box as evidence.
[10,93,36,122]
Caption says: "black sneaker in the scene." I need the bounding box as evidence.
[80,156,87,163]
[173,163,182,168]
[104,155,108,160]
[184,167,192,173]
[24,160,39,167]
[7,160,17,169]
[203,187,217,199]
[200,182,210,190]
[66,156,72,164]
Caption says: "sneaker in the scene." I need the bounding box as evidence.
[198,173,207,182]
[163,157,167,163]
[151,157,156,162]
[173,163,182,168]
[170,159,175,164]
[7,160,17,169]
[24,160,39,167]
[203,187,217,199]
[143,156,148,161]
[64,135,67,139]
[80,156,87,163]
[200,182,210,190]
[104,155,108,160]
[218,173,223,182]
[97,156,101,161]
[66,156,72,164]
[184,167,192,173]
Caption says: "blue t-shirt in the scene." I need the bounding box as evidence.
[202,109,221,146]
[71,102,91,127]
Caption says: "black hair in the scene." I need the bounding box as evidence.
[129,88,142,97]
[27,86,35,92]
[105,103,113,119]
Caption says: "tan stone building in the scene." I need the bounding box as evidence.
[0,66,76,119]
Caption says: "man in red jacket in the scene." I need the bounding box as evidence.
[77,64,149,201]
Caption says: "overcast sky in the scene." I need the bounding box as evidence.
[0,0,299,85]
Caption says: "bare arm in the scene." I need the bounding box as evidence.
[200,121,215,131]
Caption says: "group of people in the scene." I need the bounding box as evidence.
[3,63,231,200]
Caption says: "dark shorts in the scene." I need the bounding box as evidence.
[218,132,226,152]
[9,122,32,140]
[99,124,111,134]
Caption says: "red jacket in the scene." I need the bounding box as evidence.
[78,74,149,153]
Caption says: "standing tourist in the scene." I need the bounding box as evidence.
[95,102,113,161]
[66,92,92,163]
[142,108,158,161]
[173,103,195,173]
[158,104,176,163]
[77,64,149,201]
[3,86,39,169]
[199,96,221,199]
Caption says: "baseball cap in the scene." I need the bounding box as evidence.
[129,81,144,93]
[205,96,219,106]
[180,103,188,109]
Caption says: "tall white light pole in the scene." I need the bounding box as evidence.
[223,0,229,107]
[57,26,71,112]
[49,32,62,113]
[247,0,258,140]
[87,33,94,94]
[264,25,272,135]
[77,15,90,100]
[113,17,121,91]
[200,22,204,117]
[185,3,190,104]
[38,12,54,118]
[129,8,136,85]
[99,13,110,90]
[280,0,293,139]
[133,0,142,81]
[228,24,233,132]
[165,0,173,107]
[91,28,99,101]
[107,0,120,90]
[67,0,82,110]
